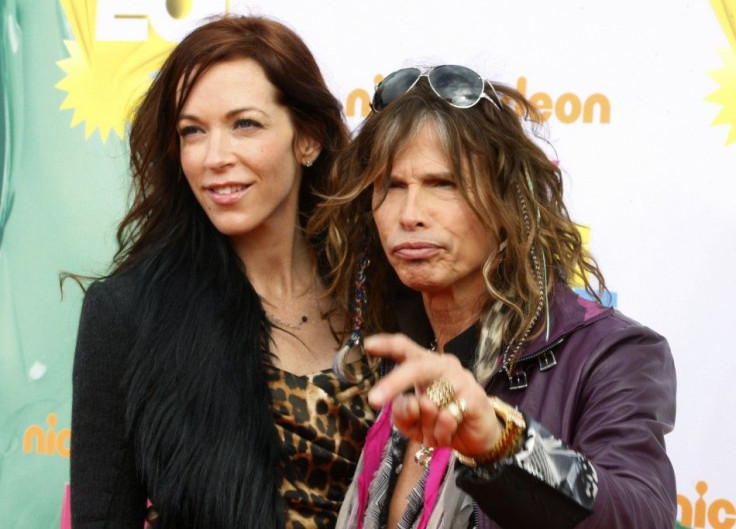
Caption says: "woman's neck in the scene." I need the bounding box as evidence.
[230,223,318,304]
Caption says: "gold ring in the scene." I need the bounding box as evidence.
[425,378,455,408]
[445,397,467,424]
[426,379,468,424]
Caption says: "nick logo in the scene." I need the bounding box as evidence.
[22,413,71,459]
[678,481,735,529]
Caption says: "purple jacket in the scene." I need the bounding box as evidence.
[400,285,677,528]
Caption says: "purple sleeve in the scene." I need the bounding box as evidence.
[457,322,676,529]
[572,322,676,528]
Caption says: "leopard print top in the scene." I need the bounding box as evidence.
[265,358,378,528]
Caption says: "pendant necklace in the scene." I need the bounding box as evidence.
[269,313,308,330]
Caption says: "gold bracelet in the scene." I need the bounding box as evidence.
[454,396,526,467]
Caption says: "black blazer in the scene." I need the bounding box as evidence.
[71,273,148,527]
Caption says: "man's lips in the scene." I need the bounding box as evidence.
[391,241,441,260]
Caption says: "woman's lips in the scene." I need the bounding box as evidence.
[206,183,251,205]
[391,241,441,260]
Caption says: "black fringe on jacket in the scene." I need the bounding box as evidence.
[123,210,285,528]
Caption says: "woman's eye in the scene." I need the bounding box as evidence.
[235,118,261,130]
[178,125,200,137]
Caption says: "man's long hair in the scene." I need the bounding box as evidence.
[311,78,605,383]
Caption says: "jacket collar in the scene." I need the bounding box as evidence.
[519,284,611,359]
[394,284,612,369]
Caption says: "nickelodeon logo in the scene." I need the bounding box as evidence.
[678,481,735,529]
[346,75,611,125]
[22,413,71,459]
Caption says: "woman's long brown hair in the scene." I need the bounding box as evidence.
[100,15,348,528]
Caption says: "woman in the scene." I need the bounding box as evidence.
[314,65,676,528]
[70,16,376,528]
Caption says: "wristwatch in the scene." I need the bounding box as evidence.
[454,396,526,467]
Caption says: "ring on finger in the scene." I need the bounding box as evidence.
[426,378,455,408]
[445,398,468,424]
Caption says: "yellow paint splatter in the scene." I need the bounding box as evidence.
[708,0,736,145]
[706,47,736,146]
[570,225,591,289]
[55,0,175,142]
[712,0,736,49]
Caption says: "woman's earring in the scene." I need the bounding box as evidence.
[304,159,313,167]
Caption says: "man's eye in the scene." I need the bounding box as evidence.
[433,179,455,187]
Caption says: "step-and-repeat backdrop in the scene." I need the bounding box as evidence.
[1,1,734,527]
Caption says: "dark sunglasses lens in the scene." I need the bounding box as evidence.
[429,65,484,107]
[373,68,421,111]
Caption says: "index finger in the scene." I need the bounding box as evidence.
[367,353,453,409]
[363,333,431,364]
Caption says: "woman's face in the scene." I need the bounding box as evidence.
[372,123,495,297]
[178,58,319,241]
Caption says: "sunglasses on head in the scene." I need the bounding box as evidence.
[371,65,501,112]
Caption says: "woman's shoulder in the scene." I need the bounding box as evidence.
[82,267,145,318]
[74,269,146,377]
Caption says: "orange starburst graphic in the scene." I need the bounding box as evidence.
[708,0,736,145]
[55,0,175,142]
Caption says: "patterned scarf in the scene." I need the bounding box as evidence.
[355,403,453,529]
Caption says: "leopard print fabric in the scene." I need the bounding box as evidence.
[265,359,378,528]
